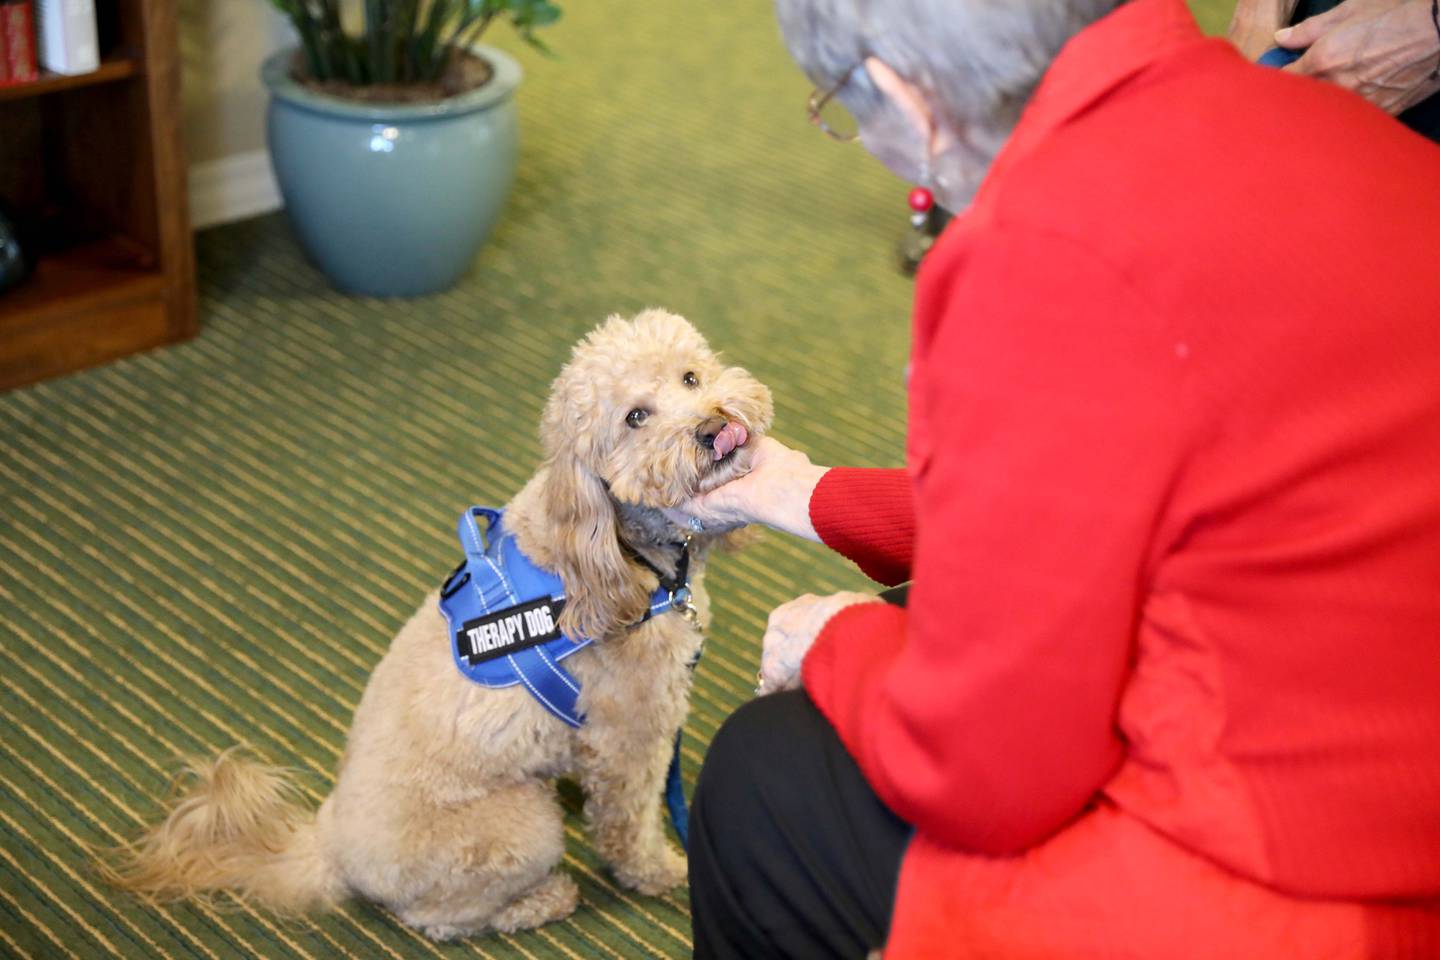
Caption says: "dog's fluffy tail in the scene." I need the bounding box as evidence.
[102,746,344,914]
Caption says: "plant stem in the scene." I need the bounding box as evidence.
[417,0,451,82]
[315,0,347,82]
[436,6,492,80]
[365,0,385,83]
[293,15,324,79]
[458,12,494,52]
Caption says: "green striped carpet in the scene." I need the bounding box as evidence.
[1,1,1232,957]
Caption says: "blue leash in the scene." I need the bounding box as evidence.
[665,731,691,849]
[1257,46,1302,68]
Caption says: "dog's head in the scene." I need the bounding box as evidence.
[537,309,774,637]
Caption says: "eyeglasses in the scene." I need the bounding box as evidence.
[806,65,862,142]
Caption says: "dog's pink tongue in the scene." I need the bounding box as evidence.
[712,421,748,460]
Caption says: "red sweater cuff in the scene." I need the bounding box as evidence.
[809,467,915,585]
[802,600,910,805]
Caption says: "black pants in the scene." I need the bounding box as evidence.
[689,587,913,959]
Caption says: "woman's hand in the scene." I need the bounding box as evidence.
[1228,0,1301,61]
[756,591,879,695]
[1277,0,1440,114]
[665,436,831,542]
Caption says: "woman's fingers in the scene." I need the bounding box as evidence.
[663,436,830,540]
[1282,1,1440,114]
[663,472,762,531]
[756,592,881,696]
[1275,0,1367,49]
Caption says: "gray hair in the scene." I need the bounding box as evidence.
[776,0,1121,204]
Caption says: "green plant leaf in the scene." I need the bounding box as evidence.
[267,0,560,88]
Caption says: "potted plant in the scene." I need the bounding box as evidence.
[260,1,559,297]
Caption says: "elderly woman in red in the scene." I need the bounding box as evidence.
[670,0,1440,957]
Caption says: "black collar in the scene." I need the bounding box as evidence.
[625,538,690,595]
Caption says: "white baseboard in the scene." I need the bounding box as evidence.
[188,149,283,230]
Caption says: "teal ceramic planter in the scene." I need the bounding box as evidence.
[261,46,521,298]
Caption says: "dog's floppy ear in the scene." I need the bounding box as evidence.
[539,451,650,640]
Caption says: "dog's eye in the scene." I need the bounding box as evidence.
[625,408,649,428]
[682,371,699,388]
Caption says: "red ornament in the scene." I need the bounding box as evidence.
[908,186,934,213]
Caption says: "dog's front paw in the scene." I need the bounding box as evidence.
[613,846,687,896]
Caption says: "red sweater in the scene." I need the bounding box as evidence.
[801,0,1440,953]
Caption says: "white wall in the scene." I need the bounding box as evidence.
[178,1,1238,230]
[180,0,294,228]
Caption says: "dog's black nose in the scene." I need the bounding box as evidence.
[695,416,727,448]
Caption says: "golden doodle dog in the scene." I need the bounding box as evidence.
[109,309,774,940]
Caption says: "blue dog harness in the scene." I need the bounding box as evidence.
[438,506,699,845]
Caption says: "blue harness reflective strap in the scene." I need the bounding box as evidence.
[438,507,700,848]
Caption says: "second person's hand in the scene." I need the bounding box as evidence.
[1278,0,1440,114]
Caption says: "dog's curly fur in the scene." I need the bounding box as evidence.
[106,310,774,940]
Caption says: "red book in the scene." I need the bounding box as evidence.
[1,1,40,85]
[0,2,9,84]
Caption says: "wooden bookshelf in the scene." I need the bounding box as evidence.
[0,57,141,102]
[0,0,195,391]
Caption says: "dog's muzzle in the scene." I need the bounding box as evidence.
[696,417,748,461]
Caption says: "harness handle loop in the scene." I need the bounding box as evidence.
[458,507,503,564]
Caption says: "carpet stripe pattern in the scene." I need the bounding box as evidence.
[0,1,1231,956]
[1,2,907,956]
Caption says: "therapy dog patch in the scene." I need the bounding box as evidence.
[440,506,691,720]
[455,596,566,665]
